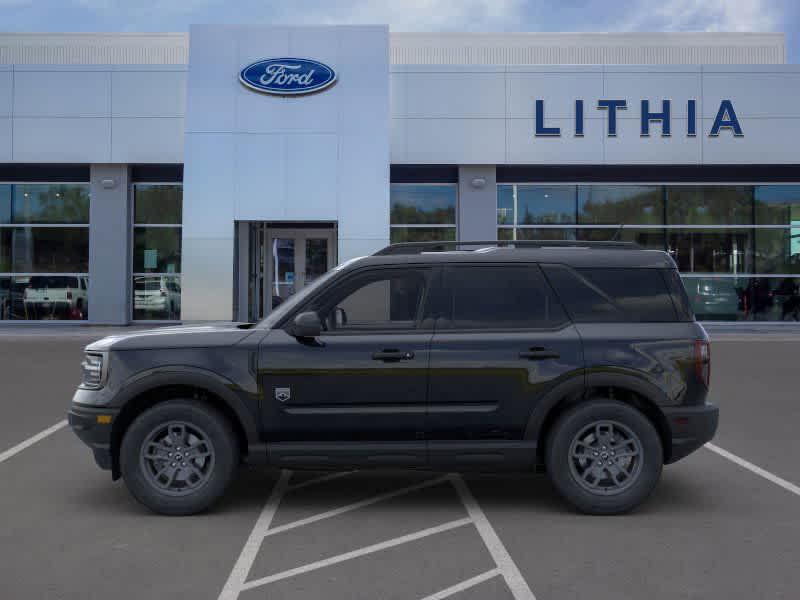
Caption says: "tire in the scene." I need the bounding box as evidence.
[545,400,663,515]
[120,399,239,515]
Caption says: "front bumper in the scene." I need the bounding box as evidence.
[68,403,119,471]
[663,402,719,463]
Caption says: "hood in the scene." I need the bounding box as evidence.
[85,322,259,352]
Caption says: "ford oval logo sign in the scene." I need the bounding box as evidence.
[239,58,337,96]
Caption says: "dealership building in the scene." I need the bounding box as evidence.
[0,27,799,324]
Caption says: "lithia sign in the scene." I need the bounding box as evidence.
[535,99,743,138]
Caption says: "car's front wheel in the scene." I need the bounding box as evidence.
[120,400,238,515]
[545,400,663,515]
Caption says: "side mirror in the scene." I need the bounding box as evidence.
[291,311,322,339]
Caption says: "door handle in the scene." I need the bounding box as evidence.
[372,349,415,362]
[519,347,560,360]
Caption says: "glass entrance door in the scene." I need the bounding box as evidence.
[247,226,336,321]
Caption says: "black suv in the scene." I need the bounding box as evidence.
[68,241,717,516]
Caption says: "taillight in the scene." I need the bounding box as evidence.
[694,339,711,388]
[160,289,167,297]
[67,290,73,300]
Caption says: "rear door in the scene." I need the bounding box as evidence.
[426,263,584,468]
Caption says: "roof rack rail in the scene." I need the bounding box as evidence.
[374,239,639,256]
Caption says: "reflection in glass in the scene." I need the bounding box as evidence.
[390,227,456,243]
[578,228,666,250]
[516,185,575,224]
[0,185,10,223]
[272,238,295,308]
[578,185,662,225]
[4,184,90,224]
[668,229,753,273]
[666,186,752,225]
[755,228,800,274]
[390,184,456,225]
[755,185,800,225]
[0,275,88,320]
[681,276,800,321]
[133,275,181,320]
[768,277,800,321]
[133,227,181,273]
[682,277,745,321]
[497,185,514,225]
[305,238,328,284]
[1,227,89,273]
[515,228,577,241]
[134,185,183,225]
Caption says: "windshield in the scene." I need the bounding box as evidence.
[258,256,366,329]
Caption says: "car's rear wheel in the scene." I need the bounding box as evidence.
[545,400,663,515]
[120,400,238,515]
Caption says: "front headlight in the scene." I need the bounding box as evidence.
[80,352,107,389]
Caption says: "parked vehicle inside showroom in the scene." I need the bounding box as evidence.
[133,275,181,320]
[69,240,717,516]
[24,275,88,320]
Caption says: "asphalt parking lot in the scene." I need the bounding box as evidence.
[1,327,799,599]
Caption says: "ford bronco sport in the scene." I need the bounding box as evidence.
[68,240,718,516]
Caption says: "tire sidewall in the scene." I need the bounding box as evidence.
[546,400,663,515]
[120,400,238,516]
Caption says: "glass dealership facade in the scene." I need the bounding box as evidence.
[132,184,183,321]
[0,183,90,320]
[1,174,798,323]
[390,182,800,321]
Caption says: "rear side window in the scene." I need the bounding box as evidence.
[542,265,679,323]
[441,265,568,329]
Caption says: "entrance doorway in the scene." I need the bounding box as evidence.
[245,223,337,321]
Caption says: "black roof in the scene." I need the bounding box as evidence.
[356,240,676,269]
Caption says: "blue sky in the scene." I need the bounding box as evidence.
[1,0,798,62]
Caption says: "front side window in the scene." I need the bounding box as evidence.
[442,265,567,329]
[132,184,182,320]
[390,184,456,243]
[313,268,429,332]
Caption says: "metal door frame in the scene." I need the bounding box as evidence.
[264,227,337,317]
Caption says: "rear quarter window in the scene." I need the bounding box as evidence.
[542,265,680,323]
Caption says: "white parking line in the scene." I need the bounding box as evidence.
[262,474,451,539]
[219,470,537,600]
[218,469,291,600]
[240,517,472,591]
[450,474,537,600]
[705,443,800,497]
[418,568,501,600]
[286,470,358,493]
[0,420,67,464]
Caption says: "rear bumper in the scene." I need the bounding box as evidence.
[67,404,119,471]
[663,402,719,464]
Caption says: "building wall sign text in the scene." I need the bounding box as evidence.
[535,99,743,138]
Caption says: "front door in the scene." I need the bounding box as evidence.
[259,265,435,463]
[247,225,336,321]
[426,263,584,468]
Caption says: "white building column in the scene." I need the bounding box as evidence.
[458,166,497,242]
[88,164,131,324]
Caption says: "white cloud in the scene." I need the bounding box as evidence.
[281,0,524,31]
[622,0,780,32]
